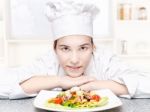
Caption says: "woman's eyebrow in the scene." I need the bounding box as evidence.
[58,43,91,47]
[80,43,91,46]
[58,45,69,47]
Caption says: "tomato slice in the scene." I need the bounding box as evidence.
[91,95,101,101]
[54,97,63,104]
[71,91,76,96]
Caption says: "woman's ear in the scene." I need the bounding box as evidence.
[93,44,96,51]
[92,44,96,55]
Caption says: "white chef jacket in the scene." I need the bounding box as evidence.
[0,48,150,99]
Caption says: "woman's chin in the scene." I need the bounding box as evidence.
[66,71,83,78]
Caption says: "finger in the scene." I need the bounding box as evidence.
[79,84,90,92]
[80,76,96,82]
[74,77,93,86]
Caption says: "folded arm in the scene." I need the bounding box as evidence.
[20,75,96,94]
[79,80,129,96]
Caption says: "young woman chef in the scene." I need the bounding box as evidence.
[0,0,150,99]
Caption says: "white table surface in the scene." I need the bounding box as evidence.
[0,98,150,112]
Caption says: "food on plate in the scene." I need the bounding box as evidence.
[45,87,108,109]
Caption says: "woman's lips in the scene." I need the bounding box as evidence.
[66,66,82,70]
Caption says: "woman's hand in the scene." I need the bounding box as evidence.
[79,80,129,96]
[58,75,96,90]
[20,75,96,94]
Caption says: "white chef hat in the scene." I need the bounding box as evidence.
[45,0,99,40]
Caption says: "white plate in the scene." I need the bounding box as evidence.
[33,89,122,112]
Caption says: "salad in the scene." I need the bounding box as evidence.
[45,87,108,109]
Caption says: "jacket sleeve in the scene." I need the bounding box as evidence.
[96,49,150,98]
[0,51,57,99]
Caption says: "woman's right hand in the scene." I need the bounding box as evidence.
[58,75,96,90]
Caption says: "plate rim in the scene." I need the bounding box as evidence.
[33,89,122,112]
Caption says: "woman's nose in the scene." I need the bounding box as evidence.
[70,52,79,65]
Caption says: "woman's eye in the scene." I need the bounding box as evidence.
[61,47,70,52]
[80,47,88,51]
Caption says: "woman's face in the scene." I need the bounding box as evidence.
[55,35,94,78]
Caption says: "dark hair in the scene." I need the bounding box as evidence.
[53,37,94,49]
[53,40,58,49]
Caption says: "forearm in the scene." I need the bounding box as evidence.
[98,80,129,95]
[20,75,60,94]
[80,80,129,96]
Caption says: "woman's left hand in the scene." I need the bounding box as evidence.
[79,80,100,91]
[79,80,129,95]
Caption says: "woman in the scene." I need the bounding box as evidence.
[0,0,150,99]
[21,35,128,96]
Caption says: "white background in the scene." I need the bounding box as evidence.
[0,0,150,72]
[10,0,111,39]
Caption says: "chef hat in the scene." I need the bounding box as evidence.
[45,0,99,40]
